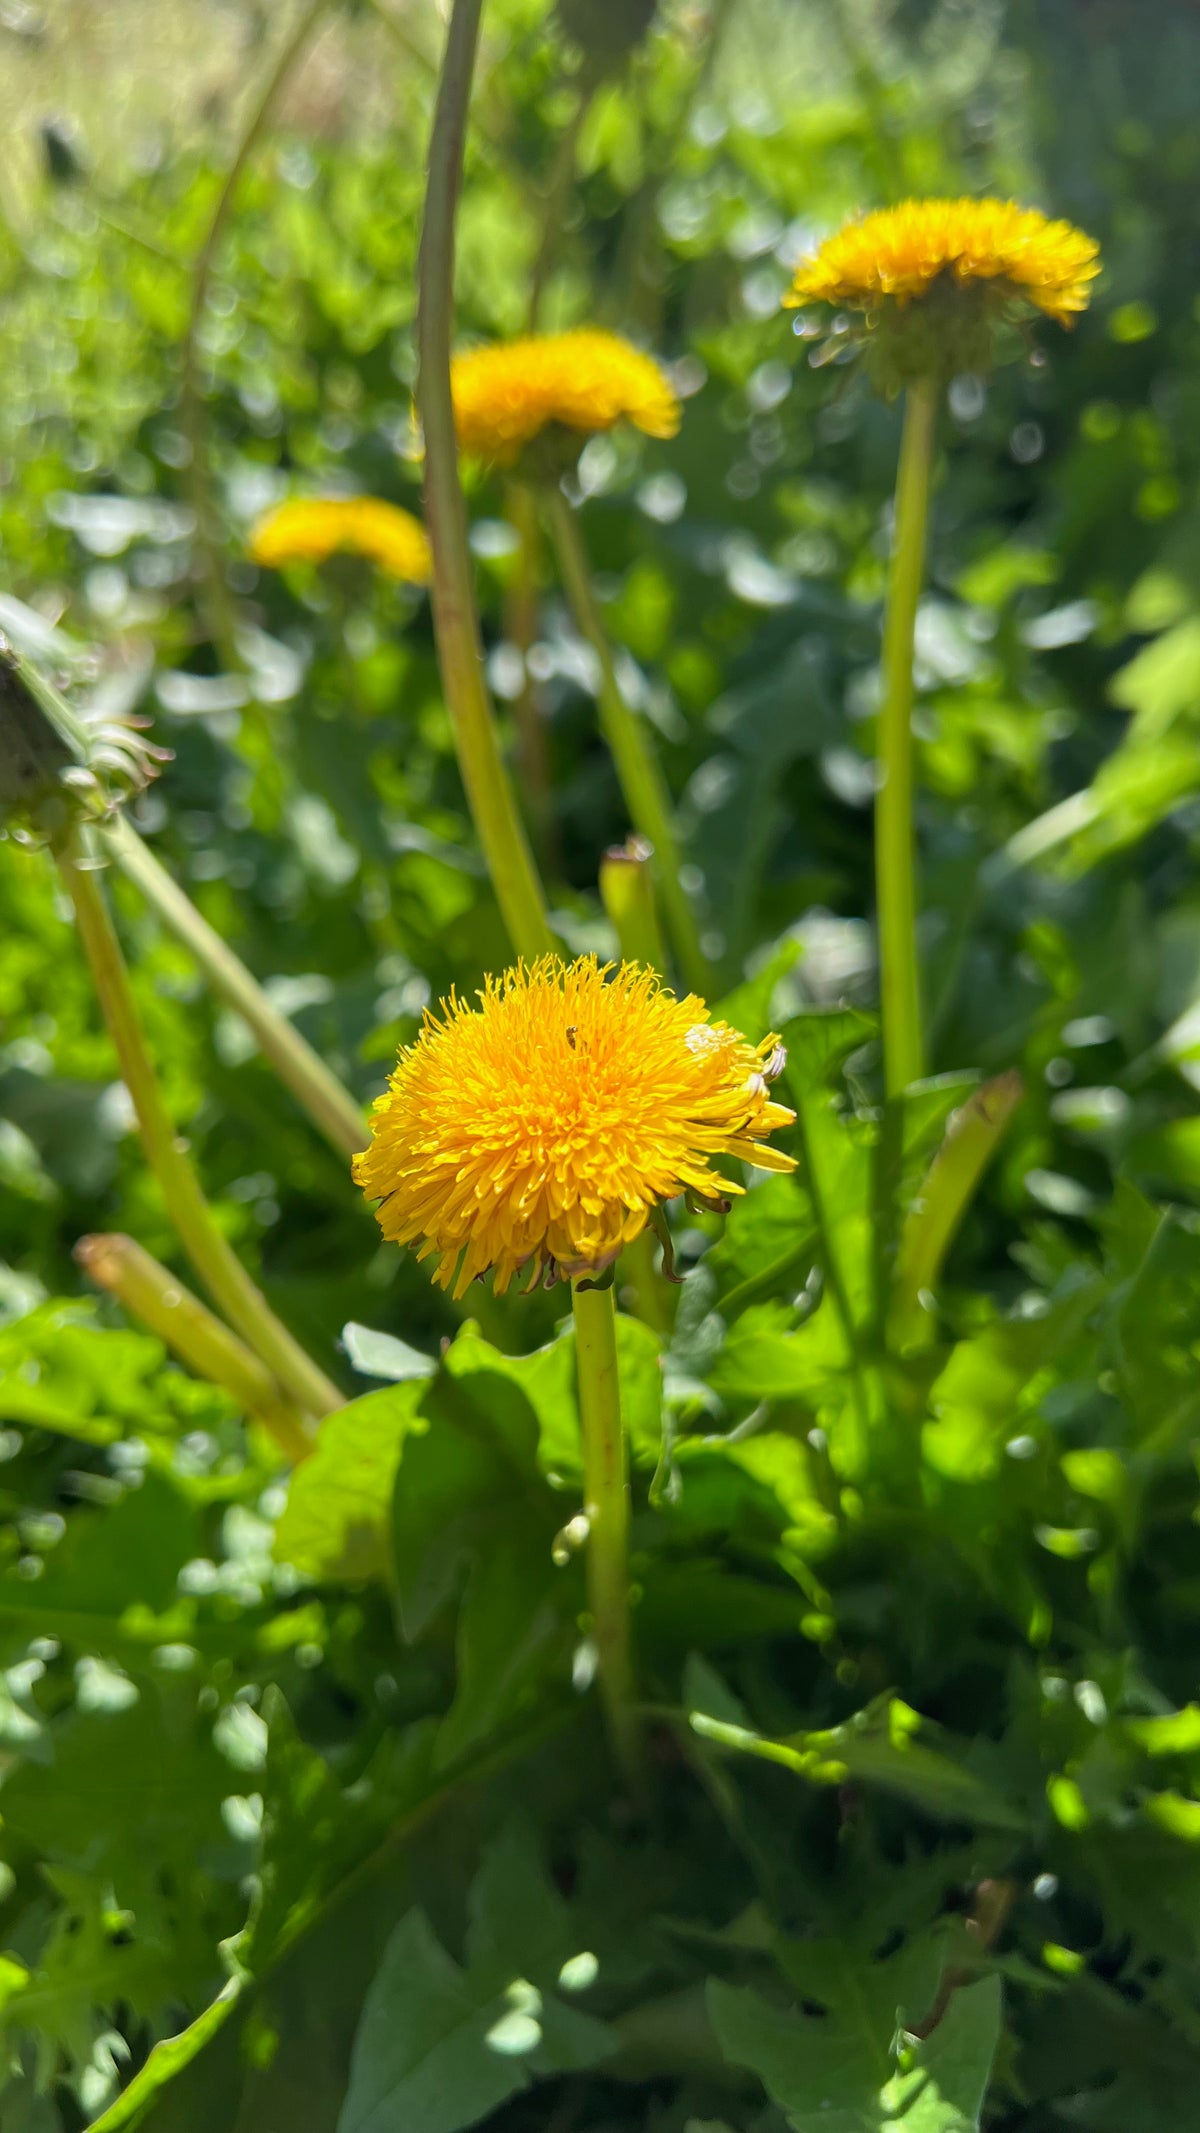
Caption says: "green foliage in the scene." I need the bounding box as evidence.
[3,0,1200,2128]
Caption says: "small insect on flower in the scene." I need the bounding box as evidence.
[247,497,432,585]
[353,956,795,1298]
[449,330,681,466]
[786,197,1100,387]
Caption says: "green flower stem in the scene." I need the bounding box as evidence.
[180,0,329,674]
[877,374,939,1098]
[59,837,343,1424]
[544,486,711,998]
[416,0,554,965]
[75,1232,314,1464]
[100,813,365,1162]
[503,480,560,876]
[571,1278,641,1791]
[600,839,673,1334]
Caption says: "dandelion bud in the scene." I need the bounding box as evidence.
[0,638,169,847]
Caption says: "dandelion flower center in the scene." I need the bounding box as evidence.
[352,956,795,1298]
[449,330,681,464]
[248,497,432,584]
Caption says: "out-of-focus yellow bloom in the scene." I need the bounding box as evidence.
[449,330,681,463]
[248,497,432,584]
[787,198,1100,324]
[786,198,1099,388]
[353,955,794,1298]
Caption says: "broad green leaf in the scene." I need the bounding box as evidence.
[1111,1213,1200,1442]
[340,1826,614,2133]
[338,1907,529,2133]
[0,1468,200,1639]
[392,1337,548,1641]
[276,1380,426,1582]
[1107,615,1200,742]
[704,1170,818,1314]
[434,1521,567,1768]
[708,1965,1001,2133]
[923,1276,1105,1481]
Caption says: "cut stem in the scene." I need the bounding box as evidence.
[543,485,710,997]
[75,1233,314,1464]
[416,0,554,964]
[600,834,669,975]
[58,837,342,1423]
[571,1279,640,1791]
[876,375,939,1099]
[101,813,365,1161]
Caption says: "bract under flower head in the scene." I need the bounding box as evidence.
[353,956,795,1298]
[786,197,1100,388]
[248,498,432,584]
[449,330,681,466]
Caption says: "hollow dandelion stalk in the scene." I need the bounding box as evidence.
[571,1276,639,1788]
[877,375,937,1096]
[416,0,553,964]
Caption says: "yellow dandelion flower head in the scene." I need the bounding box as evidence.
[352,955,795,1299]
[449,330,681,465]
[247,497,432,584]
[786,197,1100,386]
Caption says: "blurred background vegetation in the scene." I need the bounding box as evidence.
[5,1,1200,2126]
[7,0,1200,1364]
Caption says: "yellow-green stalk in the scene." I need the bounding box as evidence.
[415,0,554,964]
[571,1278,640,1791]
[876,376,938,1098]
[544,485,710,997]
[59,836,342,1424]
[102,813,365,1161]
[75,1233,314,1463]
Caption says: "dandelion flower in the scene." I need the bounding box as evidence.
[786,197,1099,385]
[248,497,432,584]
[449,330,681,464]
[353,956,795,1298]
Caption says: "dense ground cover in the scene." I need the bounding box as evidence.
[3,0,1200,2127]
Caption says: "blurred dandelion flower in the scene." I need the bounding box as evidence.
[787,197,1099,385]
[353,955,794,1298]
[248,497,432,584]
[450,330,681,464]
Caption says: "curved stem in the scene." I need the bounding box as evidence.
[544,486,710,996]
[101,814,365,1162]
[59,838,342,1423]
[75,1233,314,1463]
[180,0,329,671]
[571,1279,640,1792]
[416,0,554,964]
[876,376,938,1098]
